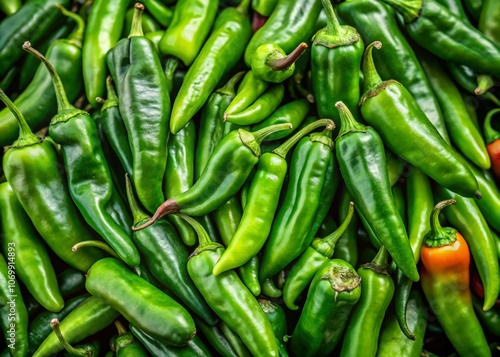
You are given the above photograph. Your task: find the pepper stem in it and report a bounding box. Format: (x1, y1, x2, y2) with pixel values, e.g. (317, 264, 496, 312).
(56, 4, 85, 48)
(50, 319, 88, 357)
(378, 0, 423, 23)
(114, 320, 127, 336)
(125, 174, 150, 227)
(0, 89, 41, 147)
(372, 246, 390, 270)
(362, 41, 383, 92)
(251, 123, 293, 145)
(22, 42, 73, 112)
(128, 3, 144, 38)
(176, 213, 212, 248)
(424, 199, 458, 248)
(101, 76, 118, 111)
(475, 74, 494, 96)
(322, 0, 344, 37)
(236, 0, 251, 15)
(312, 202, 355, 258)
(483, 108, 500, 144)
(266, 43, 308, 71)
(216, 71, 245, 97)
(72, 240, 120, 259)
(335, 101, 367, 138)
(273, 119, 334, 159)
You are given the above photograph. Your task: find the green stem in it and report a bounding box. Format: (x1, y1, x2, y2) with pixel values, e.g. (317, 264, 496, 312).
(237, 0, 251, 15)
(216, 71, 245, 97)
(252, 123, 293, 145)
(322, 0, 344, 36)
(56, 4, 85, 48)
(362, 41, 383, 92)
(475, 74, 494, 95)
(51, 318, 88, 357)
(128, 3, 144, 38)
(0, 89, 41, 147)
(484, 108, 500, 144)
(484, 92, 500, 107)
(372, 246, 390, 270)
(335, 101, 367, 138)
(72, 240, 120, 259)
(102, 76, 118, 111)
(176, 213, 212, 247)
(114, 320, 127, 336)
(22, 42, 73, 112)
(378, 0, 423, 23)
(266, 42, 308, 71)
(273, 119, 334, 159)
(424, 199, 457, 248)
(125, 174, 150, 226)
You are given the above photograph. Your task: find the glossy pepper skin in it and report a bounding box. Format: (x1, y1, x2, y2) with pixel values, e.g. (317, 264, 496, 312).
(418, 51, 490, 170)
(0, 254, 28, 357)
(86, 258, 196, 347)
(0, 0, 21, 16)
(33, 296, 119, 357)
(484, 108, 500, 180)
(0, 6, 83, 148)
(82, 0, 130, 107)
(24, 43, 140, 268)
(259, 126, 335, 282)
(333, 189, 359, 267)
(213, 119, 334, 276)
(283, 202, 355, 310)
(381, 0, 500, 77)
(244, 0, 322, 66)
(0, 182, 63, 313)
(434, 186, 500, 311)
(195, 319, 239, 357)
(169, 0, 252, 134)
(479, 0, 500, 45)
(125, 176, 217, 326)
(180, 214, 279, 357)
(360, 42, 480, 199)
(50, 319, 101, 357)
(291, 259, 361, 357)
(340, 247, 395, 357)
(337, 0, 449, 142)
(258, 299, 287, 342)
(159, 0, 218, 66)
(1, 91, 104, 272)
(225, 71, 269, 117)
(0, 0, 69, 78)
(420, 200, 491, 357)
(134, 123, 291, 230)
(334, 101, 419, 282)
(107, 3, 169, 213)
(111, 321, 148, 357)
(473, 297, 500, 337)
(312, 0, 364, 128)
(252, 0, 278, 16)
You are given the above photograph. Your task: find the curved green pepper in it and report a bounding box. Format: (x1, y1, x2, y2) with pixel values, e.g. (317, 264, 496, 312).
(473, 296, 500, 337)
(224, 71, 269, 117)
(258, 299, 287, 342)
(290, 259, 361, 357)
(112, 321, 148, 357)
(252, 0, 278, 16)
(333, 188, 359, 267)
(195, 319, 238, 357)
(51, 318, 101, 357)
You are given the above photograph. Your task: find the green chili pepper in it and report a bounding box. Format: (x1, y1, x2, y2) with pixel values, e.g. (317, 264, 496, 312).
(258, 299, 287, 342)
(333, 188, 359, 267)
(377, 291, 427, 357)
(420, 200, 490, 356)
(283, 202, 354, 310)
(251, 99, 310, 141)
(434, 186, 500, 311)
(239, 255, 261, 297)
(484, 108, 500, 180)
(179, 214, 279, 356)
(259, 122, 336, 282)
(0, 66, 18, 93)
(145, 30, 163, 48)
(0, 6, 83, 148)
(27, 295, 90, 356)
(311, 0, 364, 128)
(418, 52, 490, 170)
(195, 319, 238, 357)
(224, 84, 285, 125)
(142, 0, 173, 27)
(86, 258, 196, 347)
(134, 123, 291, 230)
(225, 71, 269, 117)
(0, 0, 21, 16)
(0, 254, 28, 357)
(291, 259, 361, 356)
(33, 296, 120, 357)
(125, 175, 217, 326)
(464, 0, 484, 19)
(159, 0, 218, 66)
(50, 318, 101, 357)
(380, 0, 500, 77)
(473, 296, 500, 337)
(340, 247, 395, 356)
(334, 101, 419, 282)
(219, 321, 253, 357)
(252, 0, 278, 16)
(23, 42, 140, 268)
(492, 230, 500, 260)
(1, 91, 104, 271)
(0, 182, 63, 313)
(169, 0, 252, 134)
(107, 3, 169, 213)
(337, 0, 449, 142)
(244, 0, 322, 66)
(213, 196, 243, 247)
(360, 42, 480, 199)
(124, 7, 161, 35)
(110, 321, 148, 357)
(213, 120, 333, 278)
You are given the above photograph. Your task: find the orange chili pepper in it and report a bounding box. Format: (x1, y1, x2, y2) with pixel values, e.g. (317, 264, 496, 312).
(483, 108, 500, 180)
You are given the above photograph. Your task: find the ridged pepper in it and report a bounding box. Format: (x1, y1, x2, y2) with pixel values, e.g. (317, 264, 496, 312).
(334, 101, 419, 282)
(23, 42, 140, 268)
(484, 108, 500, 180)
(420, 199, 491, 356)
(360, 42, 480, 199)
(169, 0, 252, 134)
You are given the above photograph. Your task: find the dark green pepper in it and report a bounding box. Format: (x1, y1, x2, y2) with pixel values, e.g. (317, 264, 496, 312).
(258, 299, 287, 342)
(195, 319, 238, 357)
(112, 321, 148, 357)
(333, 188, 359, 267)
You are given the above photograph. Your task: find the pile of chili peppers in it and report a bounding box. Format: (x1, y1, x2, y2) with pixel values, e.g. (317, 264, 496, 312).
(0, 0, 500, 355)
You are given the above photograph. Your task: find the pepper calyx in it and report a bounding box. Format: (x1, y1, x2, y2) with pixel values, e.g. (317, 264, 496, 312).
(379, 0, 423, 23)
(423, 199, 458, 248)
(359, 80, 402, 105)
(320, 264, 361, 292)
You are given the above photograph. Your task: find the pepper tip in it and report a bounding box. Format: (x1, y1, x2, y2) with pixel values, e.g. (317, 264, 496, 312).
(134, 2, 145, 11)
(475, 191, 482, 199)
